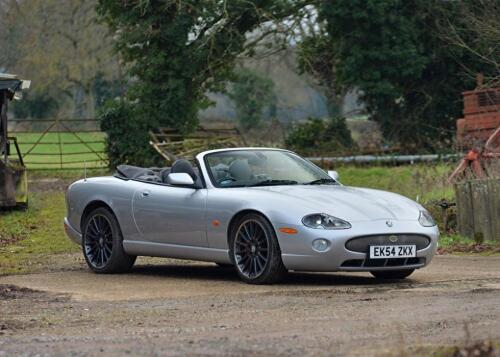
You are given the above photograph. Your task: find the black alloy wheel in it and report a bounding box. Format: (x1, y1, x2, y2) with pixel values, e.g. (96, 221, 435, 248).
(82, 207, 136, 273)
(234, 219, 269, 278)
(231, 213, 287, 284)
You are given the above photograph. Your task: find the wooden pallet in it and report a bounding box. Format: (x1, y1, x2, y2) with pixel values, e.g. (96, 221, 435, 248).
(149, 124, 247, 163)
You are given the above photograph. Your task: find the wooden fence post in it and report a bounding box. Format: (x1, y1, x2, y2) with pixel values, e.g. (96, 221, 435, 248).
(454, 179, 500, 241)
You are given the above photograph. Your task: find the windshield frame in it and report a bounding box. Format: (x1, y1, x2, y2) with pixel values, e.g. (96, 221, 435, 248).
(202, 149, 336, 188)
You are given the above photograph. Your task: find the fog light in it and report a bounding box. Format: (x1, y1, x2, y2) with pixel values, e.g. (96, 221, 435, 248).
(312, 239, 330, 252)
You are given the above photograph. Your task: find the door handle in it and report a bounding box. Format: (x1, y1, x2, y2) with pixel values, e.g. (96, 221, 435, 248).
(141, 191, 150, 197)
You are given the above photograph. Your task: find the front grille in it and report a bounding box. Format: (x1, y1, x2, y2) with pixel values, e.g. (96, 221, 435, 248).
(341, 257, 425, 268)
(345, 234, 430, 253)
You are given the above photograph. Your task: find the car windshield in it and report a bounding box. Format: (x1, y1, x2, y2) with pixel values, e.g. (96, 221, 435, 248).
(204, 150, 337, 188)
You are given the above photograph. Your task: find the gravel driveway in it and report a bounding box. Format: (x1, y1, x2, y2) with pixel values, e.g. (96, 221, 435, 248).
(1, 255, 499, 356)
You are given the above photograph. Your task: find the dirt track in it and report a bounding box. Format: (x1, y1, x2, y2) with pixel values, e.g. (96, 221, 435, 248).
(1, 255, 500, 356)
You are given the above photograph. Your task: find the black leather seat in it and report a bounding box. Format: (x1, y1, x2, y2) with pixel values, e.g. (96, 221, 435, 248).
(170, 159, 197, 179)
(229, 159, 252, 181)
(163, 159, 202, 187)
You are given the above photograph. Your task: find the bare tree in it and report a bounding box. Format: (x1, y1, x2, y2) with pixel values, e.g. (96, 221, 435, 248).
(440, 0, 500, 86)
(0, 0, 119, 118)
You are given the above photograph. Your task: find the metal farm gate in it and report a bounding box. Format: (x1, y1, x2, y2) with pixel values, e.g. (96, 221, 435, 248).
(8, 118, 107, 170)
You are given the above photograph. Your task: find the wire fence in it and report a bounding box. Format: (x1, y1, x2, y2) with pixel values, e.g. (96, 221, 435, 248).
(8, 118, 108, 170)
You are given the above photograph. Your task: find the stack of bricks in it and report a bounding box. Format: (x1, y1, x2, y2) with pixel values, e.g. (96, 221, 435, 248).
(457, 86, 500, 150)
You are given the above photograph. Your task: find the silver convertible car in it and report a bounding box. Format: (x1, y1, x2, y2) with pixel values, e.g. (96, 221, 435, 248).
(64, 148, 439, 284)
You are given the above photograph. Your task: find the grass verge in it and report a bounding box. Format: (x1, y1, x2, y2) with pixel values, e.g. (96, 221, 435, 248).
(337, 164, 454, 202)
(0, 192, 79, 275)
(438, 234, 500, 256)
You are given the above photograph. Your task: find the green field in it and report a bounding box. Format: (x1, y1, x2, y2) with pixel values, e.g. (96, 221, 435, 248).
(0, 191, 79, 275)
(337, 164, 455, 203)
(10, 132, 107, 169)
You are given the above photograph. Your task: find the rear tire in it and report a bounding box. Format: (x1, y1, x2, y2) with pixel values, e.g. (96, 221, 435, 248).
(370, 269, 415, 280)
(82, 207, 136, 273)
(230, 213, 287, 284)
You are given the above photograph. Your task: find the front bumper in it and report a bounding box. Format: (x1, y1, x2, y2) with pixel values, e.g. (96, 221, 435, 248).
(64, 217, 82, 245)
(276, 219, 439, 272)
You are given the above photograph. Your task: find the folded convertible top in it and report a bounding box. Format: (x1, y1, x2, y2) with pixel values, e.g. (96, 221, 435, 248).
(116, 165, 156, 179)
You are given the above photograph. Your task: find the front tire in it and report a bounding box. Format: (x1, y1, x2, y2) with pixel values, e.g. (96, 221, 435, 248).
(230, 213, 287, 284)
(370, 269, 415, 280)
(82, 207, 136, 273)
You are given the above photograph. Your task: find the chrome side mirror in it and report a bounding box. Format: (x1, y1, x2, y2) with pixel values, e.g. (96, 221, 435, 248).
(328, 170, 339, 181)
(166, 173, 195, 186)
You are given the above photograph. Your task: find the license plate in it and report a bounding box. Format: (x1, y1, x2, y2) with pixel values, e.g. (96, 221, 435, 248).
(369, 245, 416, 259)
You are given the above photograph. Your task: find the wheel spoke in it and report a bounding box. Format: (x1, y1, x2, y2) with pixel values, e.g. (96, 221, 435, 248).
(94, 249, 99, 266)
(255, 256, 263, 271)
(235, 240, 249, 248)
(86, 232, 98, 240)
(92, 218, 100, 233)
(247, 222, 254, 237)
(245, 224, 254, 239)
(95, 249, 101, 266)
(255, 232, 265, 243)
(101, 248, 105, 266)
(89, 244, 99, 255)
(252, 258, 258, 276)
(87, 223, 99, 237)
(103, 247, 110, 260)
(242, 256, 252, 272)
(238, 230, 250, 242)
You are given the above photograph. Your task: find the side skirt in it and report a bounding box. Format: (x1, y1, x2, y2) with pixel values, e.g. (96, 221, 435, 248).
(123, 240, 231, 264)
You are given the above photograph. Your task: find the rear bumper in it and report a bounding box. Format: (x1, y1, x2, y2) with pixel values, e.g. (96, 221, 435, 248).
(64, 217, 82, 245)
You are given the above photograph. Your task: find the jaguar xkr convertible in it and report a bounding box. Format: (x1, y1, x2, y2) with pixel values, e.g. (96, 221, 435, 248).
(64, 148, 439, 284)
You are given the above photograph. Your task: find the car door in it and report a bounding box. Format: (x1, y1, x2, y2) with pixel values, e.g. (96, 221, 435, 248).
(132, 182, 208, 247)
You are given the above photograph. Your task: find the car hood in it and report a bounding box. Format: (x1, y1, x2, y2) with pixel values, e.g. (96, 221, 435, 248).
(251, 185, 421, 222)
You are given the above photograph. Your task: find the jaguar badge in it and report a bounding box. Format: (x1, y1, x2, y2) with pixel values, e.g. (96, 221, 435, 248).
(386, 220, 393, 227)
(389, 235, 398, 243)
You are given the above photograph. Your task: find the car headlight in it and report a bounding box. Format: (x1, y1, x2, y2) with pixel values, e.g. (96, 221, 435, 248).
(418, 210, 436, 227)
(302, 213, 351, 230)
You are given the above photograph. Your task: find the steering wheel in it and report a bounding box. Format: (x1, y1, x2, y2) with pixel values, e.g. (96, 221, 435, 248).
(254, 174, 271, 181)
(218, 176, 236, 184)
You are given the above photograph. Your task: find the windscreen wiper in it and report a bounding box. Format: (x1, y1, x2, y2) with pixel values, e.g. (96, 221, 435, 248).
(305, 178, 337, 185)
(248, 179, 298, 187)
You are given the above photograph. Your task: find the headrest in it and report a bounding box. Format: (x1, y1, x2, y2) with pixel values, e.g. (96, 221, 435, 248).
(229, 159, 252, 180)
(170, 159, 197, 180)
